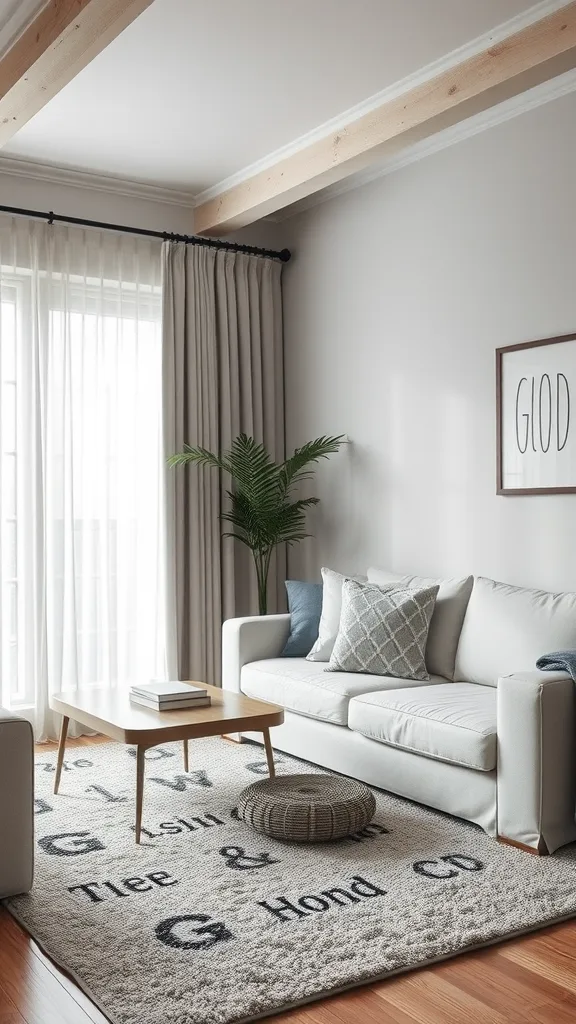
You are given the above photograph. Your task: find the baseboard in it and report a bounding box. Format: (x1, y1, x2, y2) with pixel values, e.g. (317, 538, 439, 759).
(497, 835, 549, 856)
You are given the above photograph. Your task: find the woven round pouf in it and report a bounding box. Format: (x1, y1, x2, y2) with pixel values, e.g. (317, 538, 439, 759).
(237, 774, 376, 843)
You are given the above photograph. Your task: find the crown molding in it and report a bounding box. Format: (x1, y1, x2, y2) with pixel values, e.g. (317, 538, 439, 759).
(271, 66, 576, 221)
(193, 0, 572, 208)
(0, 154, 198, 208)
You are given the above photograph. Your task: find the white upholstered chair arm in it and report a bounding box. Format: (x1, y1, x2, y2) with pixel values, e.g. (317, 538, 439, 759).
(222, 615, 291, 694)
(0, 707, 34, 897)
(497, 671, 576, 853)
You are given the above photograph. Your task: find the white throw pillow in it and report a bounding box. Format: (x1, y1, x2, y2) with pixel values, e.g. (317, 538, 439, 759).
(306, 567, 366, 662)
(367, 567, 473, 680)
(454, 576, 576, 686)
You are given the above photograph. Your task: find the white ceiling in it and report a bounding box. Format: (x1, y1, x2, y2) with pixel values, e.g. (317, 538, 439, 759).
(1, 0, 542, 196)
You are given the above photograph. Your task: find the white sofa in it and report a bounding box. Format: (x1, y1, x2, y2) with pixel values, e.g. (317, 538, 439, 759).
(222, 572, 576, 855)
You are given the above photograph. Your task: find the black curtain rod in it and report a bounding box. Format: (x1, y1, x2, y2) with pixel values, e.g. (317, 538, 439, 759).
(0, 203, 291, 263)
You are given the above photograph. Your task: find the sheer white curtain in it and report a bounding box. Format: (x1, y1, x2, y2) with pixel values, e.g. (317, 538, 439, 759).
(0, 217, 168, 740)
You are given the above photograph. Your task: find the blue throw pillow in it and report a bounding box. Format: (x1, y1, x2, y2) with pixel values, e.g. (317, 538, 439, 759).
(281, 580, 323, 657)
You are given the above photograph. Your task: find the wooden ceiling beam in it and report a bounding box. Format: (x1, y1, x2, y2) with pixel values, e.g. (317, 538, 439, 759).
(194, 2, 576, 235)
(0, 0, 155, 147)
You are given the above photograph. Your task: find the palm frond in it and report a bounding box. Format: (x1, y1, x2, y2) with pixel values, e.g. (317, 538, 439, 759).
(269, 499, 317, 541)
(227, 434, 280, 511)
(280, 533, 312, 546)
(221, 489, 280, 552)
(278, 435, 345, 495)
(167, 444, 232, 473)
(290, 496, 320, 509)
(221, 532, 255, 549)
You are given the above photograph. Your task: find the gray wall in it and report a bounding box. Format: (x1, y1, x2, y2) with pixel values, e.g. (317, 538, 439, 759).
(282, 91, 576, 593)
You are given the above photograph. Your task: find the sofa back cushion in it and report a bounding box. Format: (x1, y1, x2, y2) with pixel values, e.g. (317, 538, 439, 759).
(367, 567, 473, 680)
(454, 576, 576, 686)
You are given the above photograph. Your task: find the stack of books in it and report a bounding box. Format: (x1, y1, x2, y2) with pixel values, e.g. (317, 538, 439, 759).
(129, 681, 211, 711)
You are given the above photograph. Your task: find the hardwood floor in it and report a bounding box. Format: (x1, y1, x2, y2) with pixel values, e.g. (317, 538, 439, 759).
(2, 738, 576, 1023)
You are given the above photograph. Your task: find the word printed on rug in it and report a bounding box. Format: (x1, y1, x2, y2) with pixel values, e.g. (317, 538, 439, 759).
(33, 746, 485, 953)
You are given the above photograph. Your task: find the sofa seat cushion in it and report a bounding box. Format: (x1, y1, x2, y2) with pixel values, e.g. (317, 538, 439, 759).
(348, 683, 497, 771)
(240, 659, 446, 727)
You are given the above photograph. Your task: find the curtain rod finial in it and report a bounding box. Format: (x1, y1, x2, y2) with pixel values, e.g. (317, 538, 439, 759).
(279, 248, 291, 263)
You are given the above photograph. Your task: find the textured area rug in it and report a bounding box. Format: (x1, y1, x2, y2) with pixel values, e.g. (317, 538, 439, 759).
(6, 738, 576, 1024)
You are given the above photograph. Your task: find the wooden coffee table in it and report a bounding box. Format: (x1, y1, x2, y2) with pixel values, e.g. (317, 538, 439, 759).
(50, 684, 284, 842)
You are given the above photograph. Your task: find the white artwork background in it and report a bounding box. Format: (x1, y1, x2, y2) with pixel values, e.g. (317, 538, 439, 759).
(501, 340, 576, 490)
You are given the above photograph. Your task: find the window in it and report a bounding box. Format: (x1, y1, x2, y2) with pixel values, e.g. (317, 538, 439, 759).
(0, 230, 167, 727)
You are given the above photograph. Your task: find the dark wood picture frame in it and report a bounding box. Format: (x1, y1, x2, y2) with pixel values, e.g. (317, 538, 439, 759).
(496, 332, 576, 496)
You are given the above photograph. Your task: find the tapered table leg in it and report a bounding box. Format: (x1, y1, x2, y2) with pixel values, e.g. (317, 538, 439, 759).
(183, 739, 189, 773)
(135, 745, 145, 844)
(263, 728, 275, 778)
(54, 716, 69, 794)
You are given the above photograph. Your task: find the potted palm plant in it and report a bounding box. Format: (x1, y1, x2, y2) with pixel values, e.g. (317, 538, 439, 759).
(169, 433, 344, 614)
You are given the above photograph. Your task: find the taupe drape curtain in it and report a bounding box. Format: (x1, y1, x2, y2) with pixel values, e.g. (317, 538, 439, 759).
(162, 242, 285, 684)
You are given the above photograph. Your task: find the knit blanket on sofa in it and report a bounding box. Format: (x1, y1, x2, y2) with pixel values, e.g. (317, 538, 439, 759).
(536, 650, 576, 680)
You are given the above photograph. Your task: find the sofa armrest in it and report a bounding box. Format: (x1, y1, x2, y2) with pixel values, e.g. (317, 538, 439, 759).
(222, 615, 291, 694)
(497, 671, 576, 853)
(0, 708, 34, 897)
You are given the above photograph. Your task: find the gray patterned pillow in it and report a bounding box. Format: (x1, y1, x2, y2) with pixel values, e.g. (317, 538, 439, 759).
(326, 579, 439, 679)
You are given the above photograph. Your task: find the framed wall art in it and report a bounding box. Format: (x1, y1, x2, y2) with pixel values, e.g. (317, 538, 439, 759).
(496, 333, 576, 495)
